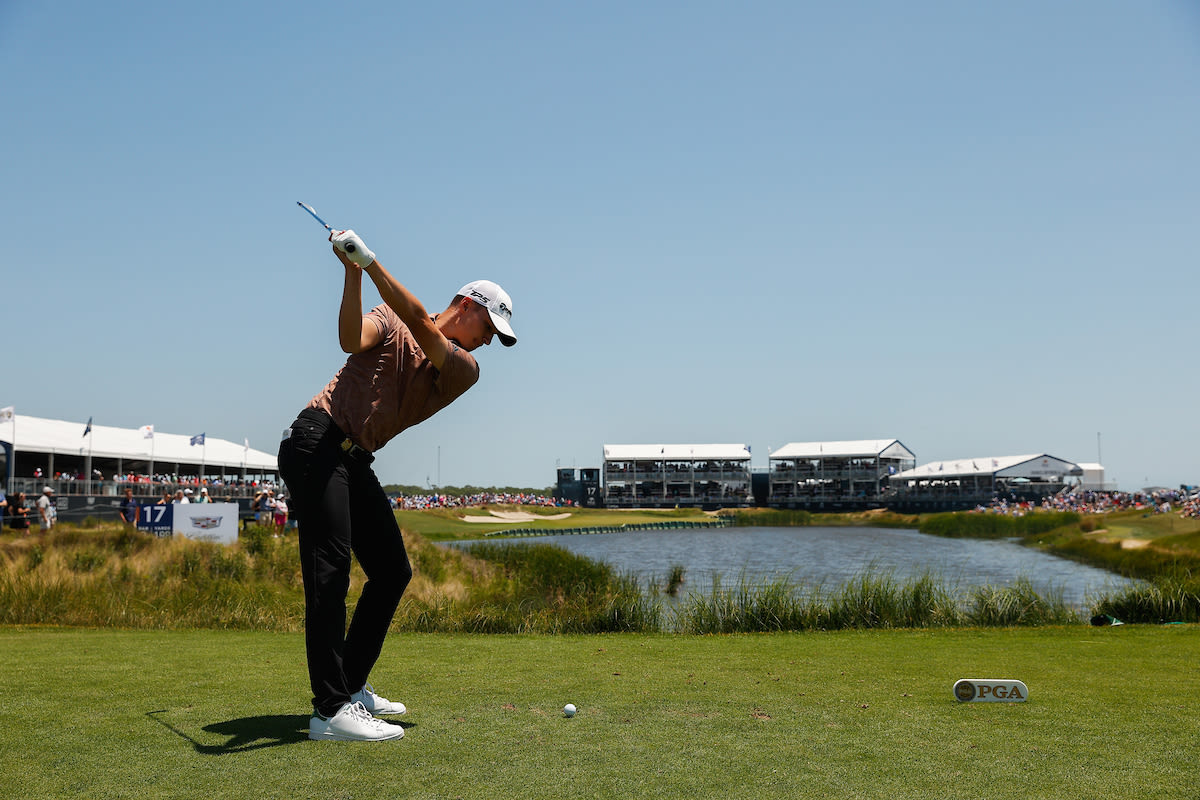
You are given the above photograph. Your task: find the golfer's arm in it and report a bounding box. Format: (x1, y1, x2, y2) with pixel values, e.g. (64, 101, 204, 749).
(338, 266, 383, 353)
(362, 260, 450, 370)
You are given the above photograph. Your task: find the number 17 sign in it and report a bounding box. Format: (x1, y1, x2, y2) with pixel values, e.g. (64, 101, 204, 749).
(137, 504, 174, 536)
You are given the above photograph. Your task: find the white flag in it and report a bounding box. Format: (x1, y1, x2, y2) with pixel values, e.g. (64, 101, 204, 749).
(0, 406, 13, 423)
(140, 424, 155, 439)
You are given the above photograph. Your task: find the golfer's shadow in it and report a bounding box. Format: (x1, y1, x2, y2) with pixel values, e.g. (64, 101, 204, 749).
(148, 711, 307, 754)
(148, 710, 416, 753)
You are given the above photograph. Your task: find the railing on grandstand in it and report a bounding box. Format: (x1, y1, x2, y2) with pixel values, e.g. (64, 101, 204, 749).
(5, 477, 279, 500)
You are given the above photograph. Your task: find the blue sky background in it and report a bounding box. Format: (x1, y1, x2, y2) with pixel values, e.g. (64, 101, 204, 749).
(2, 1, 1197, 490)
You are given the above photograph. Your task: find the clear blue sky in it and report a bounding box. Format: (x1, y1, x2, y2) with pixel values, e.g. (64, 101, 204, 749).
(3, 2, 1197, 491)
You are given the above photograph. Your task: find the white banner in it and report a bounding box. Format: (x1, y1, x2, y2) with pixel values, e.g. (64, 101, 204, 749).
(173, 502, 239, 545)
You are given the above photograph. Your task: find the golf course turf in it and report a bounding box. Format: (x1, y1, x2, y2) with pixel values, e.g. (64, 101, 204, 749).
(2, 625, 1195, 799)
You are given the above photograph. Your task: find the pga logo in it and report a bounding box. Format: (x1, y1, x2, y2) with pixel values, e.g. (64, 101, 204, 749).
(953, 679, 1028, 703)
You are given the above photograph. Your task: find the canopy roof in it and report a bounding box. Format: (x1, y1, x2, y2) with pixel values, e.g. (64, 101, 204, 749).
(1, 414, 277, 472)
(603, 444, 751, 461)
(893, 454, 1081, 481)
(770, 439, 914, 460)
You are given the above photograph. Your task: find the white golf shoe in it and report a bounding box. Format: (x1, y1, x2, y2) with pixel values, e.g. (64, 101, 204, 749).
(351, 683, 408, 715)
(309, 701, 404, 742)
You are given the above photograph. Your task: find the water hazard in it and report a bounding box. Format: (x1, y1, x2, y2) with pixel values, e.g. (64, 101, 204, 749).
(455, 526, 1137, 609)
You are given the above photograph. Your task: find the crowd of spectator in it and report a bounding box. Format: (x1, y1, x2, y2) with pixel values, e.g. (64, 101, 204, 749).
(980, 488, 1199, 517)
(391, 491, 572, 510)
(29, 467, 269, 487)
(17, 469, 280, 500)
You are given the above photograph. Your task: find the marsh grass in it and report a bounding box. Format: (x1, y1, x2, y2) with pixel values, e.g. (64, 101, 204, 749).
(1045, 534, 1200, 579)
(919, 511, 1080, 539)
(964, 577, 1078, 626)
(673, 568, 1081, 633)
(1092, 573, 1200, 624)
(7, 521, 1184, 634)
(451, 542, 662, 633)
(664, 564, 685, 596)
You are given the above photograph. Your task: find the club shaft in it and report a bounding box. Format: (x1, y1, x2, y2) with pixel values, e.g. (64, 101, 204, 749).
(297, 201, 333, 231)
(297, 201, 356, 252)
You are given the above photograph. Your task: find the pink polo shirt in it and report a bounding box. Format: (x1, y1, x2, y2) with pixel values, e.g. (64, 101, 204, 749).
(307, 304, 479, 452)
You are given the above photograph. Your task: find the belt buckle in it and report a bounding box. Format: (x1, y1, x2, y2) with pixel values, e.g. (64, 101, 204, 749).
(340, 438, 370, 461)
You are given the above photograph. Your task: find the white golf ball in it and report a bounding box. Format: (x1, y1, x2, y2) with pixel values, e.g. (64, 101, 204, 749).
(563, 703, 577, 717)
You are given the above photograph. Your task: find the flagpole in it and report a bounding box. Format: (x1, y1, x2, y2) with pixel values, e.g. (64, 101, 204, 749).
(0, 408, 14, 493)
(85, 418, 94, 491)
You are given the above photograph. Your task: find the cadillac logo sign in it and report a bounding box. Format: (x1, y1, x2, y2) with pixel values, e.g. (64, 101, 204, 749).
(190, 516, 223, 530)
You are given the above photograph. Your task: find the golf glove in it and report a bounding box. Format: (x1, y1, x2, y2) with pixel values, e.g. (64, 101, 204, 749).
(331, 229, 376, 268)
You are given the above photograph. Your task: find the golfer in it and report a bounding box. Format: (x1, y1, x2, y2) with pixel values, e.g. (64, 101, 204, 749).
(278, 228, 517, 742)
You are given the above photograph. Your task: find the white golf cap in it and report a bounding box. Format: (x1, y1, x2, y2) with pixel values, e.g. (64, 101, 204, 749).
(457, 280, 517, 347)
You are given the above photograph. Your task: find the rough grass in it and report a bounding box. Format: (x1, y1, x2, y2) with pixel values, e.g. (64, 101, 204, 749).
(5, 516, 1198, 633)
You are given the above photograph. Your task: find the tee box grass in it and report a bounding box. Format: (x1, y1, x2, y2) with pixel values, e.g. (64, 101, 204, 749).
(1, 625, 1195, 800)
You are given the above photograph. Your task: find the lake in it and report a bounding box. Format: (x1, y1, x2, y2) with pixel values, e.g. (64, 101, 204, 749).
(453, 526, 1137, 609)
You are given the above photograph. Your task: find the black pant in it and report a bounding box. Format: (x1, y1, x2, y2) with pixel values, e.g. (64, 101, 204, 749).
(277, 408, 413, 718)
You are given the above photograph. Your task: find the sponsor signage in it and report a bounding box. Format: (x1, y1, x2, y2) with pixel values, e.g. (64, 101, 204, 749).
(137, 503, 239, 544)
(953, 679, 1028, 703)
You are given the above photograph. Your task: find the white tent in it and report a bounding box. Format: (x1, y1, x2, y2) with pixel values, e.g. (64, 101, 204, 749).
(770, 439, 914, 461)
(602, 444, 751, 461)
(893, 454, 1082, 481)
(0, 414, 277, 472)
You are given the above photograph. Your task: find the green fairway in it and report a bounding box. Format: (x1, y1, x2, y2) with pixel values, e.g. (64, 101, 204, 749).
(2, 626, 1195, 799)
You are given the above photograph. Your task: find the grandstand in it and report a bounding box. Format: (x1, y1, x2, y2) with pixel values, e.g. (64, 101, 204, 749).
(1, 414, 278, 522)
(602, 444, 753, 509)
(887, 454, 1083, 511)
(768, 439, 916, 509)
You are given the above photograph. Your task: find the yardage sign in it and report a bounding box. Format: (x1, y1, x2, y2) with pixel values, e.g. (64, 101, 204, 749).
(137, 504, 174, 536)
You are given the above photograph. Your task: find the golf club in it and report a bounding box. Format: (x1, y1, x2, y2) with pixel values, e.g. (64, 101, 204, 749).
(297, 201, 356, 252)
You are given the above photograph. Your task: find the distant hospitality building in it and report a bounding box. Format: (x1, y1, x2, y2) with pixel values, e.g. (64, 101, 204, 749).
(887, 454, 1083, 512)
(601, 444, 753, 509)
(768, 439, 916, 510)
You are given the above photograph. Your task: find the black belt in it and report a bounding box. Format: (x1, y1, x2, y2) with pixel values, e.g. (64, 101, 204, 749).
(292, 408, 376, 464)
(339, 438, 375, 464)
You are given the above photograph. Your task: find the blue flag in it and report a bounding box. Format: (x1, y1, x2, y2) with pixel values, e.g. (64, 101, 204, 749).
(190, 433, 205, 446)
(83, 417, 92, 437)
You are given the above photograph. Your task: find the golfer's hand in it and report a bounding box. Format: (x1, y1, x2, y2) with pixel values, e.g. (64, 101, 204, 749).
(330, 229, 376, 268)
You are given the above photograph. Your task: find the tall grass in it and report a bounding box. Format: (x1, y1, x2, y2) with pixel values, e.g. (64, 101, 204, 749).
(730, 509, 814, 527)
(1092, 574, 1200, 624)
(1045, 535, 1200, 579)
(0, 525, 304, 629)
(918, 511, 1080, 539)
(6, 522, 1182, 634)
(964, 577, 1079, 626)
(673, 568, 1077, 633)
(450, 542, 662, 633)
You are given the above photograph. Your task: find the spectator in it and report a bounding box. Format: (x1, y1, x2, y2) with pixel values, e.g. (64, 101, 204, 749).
(173, 489, 189, 504)
(119, 487, 139, 527)
(36, 486, 57, 531)
(156, 489, 172, 505)
(273, 494, 289, 535)
(195, 487, 212, 504)
(9, 492, 31, 532)
(0, 487, 6, 517)
(253, 489, 273, 526)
